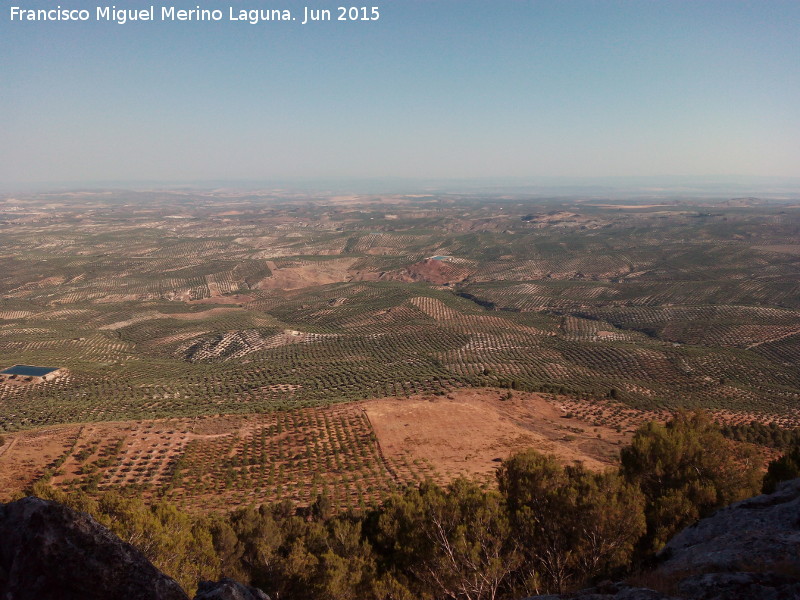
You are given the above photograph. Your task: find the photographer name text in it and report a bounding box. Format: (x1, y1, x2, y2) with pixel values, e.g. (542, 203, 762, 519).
(9, 5, 380, 25)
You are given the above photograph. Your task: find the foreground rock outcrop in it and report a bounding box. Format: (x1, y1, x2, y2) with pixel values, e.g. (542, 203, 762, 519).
(194, 578, 271, 600)
(532, 478, 800, 599)
(0, 496, 270, 600)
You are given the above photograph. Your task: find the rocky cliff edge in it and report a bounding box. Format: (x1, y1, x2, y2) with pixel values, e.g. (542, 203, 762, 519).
(0, 496, 269, 600)
(531, 478, 800, 599)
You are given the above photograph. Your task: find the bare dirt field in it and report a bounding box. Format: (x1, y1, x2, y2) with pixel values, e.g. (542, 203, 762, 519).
(257, 259, 359, 290)
(364, 389, 629, 483)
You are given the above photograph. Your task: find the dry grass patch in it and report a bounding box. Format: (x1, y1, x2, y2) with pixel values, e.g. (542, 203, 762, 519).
(364, 388, 629, 485)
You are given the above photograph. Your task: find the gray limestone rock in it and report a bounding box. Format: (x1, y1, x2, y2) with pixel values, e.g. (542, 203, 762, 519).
(194, 578, 272, 600)
(0, 496, 189, 600)
(0, 496, 272, 600)
(658, 478, 800, 575)
(677, 572, 800, 600)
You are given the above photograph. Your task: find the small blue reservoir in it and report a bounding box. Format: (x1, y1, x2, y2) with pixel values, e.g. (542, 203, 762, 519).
(1, 365, 60, 377)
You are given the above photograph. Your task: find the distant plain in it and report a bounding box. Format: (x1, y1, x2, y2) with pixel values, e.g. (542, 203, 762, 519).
(1, 189, 798, 510)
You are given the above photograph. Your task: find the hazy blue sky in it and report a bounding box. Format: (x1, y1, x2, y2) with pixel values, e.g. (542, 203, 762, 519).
(2, 1, 799, 185)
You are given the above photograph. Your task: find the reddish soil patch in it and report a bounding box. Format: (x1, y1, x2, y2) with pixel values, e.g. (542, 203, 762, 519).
(49, 421, 194, 492)
(0, 419, 213, 502)
(401, 258, 472, 285)
(0, 426, 78, 500)
(0, 410, 402, 513)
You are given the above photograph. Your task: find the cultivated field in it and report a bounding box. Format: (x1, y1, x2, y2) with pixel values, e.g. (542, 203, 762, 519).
(0, 389, 633, 511)
(1, 189, 798, 510)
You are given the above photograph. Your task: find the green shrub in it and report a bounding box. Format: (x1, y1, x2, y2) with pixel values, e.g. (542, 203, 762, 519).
(762, 445, 800, 494)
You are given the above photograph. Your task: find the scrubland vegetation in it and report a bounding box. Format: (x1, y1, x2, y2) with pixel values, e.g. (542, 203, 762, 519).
(27, 412, 798, 599)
